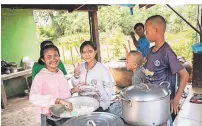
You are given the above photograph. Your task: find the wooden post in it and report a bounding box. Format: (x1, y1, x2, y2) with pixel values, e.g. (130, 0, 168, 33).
(198, 4, 202, 43)
(1, 81, 7, 109)
(88, 11, 101, 62)
(201, 5, 202, 43)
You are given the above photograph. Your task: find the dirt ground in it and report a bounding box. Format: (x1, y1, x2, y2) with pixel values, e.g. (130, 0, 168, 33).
(1, 96, 40, 126)
(1, 65, 74, 126)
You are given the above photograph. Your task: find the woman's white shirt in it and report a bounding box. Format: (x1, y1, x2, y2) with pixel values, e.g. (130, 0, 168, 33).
(71, 62, 113, 110)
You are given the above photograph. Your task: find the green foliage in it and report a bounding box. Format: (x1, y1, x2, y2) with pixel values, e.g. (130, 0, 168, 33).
(64, 56, 81, 65)
(33, 4, 199, 64)
(169, 30, 195, 61)
(109, 31, 125, 57)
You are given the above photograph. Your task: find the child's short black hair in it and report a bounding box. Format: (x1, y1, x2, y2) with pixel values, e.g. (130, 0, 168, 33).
(134, 23, 144, 30)
(128, 50, 143, 66)
(146, 15, 166, 30)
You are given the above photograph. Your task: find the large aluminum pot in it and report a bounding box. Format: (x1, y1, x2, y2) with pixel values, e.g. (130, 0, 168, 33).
(120, 81, 171, 126)
(62, 112, 125, 126)
(107, 59, 133, 88)
(48, 96, 99, 121)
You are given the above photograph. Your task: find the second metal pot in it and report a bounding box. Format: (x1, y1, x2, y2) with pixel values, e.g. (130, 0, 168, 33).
(120, 82, 171, 126)
(62, 112, 125, 126)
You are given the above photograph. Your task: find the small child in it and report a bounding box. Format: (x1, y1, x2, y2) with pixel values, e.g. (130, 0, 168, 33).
(29, 45, 72, 126)
(108, 51, 147, 118)
(126, 50, 147, 85)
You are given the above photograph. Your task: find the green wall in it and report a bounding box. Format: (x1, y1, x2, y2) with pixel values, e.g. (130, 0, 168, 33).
(1, 8, 39, 66)
(1, 9, 39, 98)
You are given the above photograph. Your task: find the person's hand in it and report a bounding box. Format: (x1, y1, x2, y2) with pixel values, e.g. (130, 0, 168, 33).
(142, 58, 147, 66)
(65, 76, 71, 81)
(122, 44, 127, 50)
(71, 87, 81, 93)
(123, 44, 129, 56)
(130, 31, 135, 37)
(59, 100, 73, 111)
(74, 63, 80, 78)
(170, 99, 180, 115)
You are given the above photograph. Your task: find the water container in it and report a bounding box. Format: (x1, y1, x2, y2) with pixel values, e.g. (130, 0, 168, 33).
(192, 43, 202, 53)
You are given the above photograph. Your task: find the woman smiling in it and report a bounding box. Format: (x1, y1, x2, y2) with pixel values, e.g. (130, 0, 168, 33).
(71, 41, 113, 111)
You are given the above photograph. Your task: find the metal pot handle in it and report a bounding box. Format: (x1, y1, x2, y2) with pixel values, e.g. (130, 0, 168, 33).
(116, 96, 132, 107)
(168, 90, 171, 95)
(87, 120, 96, 126)
(46, 115, 62, 122)
(159, 81, 170, 88)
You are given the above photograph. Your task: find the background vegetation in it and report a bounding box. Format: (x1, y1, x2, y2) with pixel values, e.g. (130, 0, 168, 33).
(33, 4, 200, 65)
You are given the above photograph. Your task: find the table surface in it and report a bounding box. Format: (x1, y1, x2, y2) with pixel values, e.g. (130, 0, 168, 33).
(173, 87, 202, 126)
(1, 69, 32, 81)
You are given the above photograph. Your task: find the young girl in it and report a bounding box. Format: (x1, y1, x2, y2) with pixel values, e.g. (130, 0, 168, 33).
(71, 41, 113, 112)
(29, 45, 72, 126)
(32, 40, 68, 80)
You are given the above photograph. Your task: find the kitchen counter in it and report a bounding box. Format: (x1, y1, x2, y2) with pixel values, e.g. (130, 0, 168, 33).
(1, 69, 32, 108)
(173, 87, 202, 126)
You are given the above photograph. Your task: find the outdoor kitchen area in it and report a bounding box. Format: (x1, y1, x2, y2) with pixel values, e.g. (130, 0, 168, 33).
(1, 4, 202, 126)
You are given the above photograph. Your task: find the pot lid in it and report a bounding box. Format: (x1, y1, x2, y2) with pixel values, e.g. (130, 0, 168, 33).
(62, 112, 124, 126)
(121, 82, 170, 101)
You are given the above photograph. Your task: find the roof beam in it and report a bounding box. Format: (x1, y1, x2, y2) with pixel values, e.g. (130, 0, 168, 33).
(145, 4, 155, 9)
(138, 4, 155, 9)
(67, 5, 98, 12)
(139, 4, 147, 9)
(1, 4, 98, 12)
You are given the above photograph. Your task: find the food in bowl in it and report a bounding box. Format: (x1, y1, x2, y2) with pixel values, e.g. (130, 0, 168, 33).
(60, 105, 95, 117)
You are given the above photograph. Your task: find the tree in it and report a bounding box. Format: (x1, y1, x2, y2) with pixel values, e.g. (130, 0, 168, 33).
(33, 4, 198, 63)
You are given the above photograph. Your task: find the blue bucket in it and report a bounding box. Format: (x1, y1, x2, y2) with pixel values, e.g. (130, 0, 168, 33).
(192, 43, 202, 53)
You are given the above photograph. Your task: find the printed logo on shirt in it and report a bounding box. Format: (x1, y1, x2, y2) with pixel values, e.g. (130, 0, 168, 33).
(154, 60, 160, 67)
(91, 79, 97, 87)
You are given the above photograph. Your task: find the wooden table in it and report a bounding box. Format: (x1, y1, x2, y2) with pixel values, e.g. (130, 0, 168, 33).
(173, 87, 202, 126)
(1, 69, 32, 108)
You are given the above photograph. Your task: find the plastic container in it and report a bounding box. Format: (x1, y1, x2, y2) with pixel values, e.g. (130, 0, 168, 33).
(192, 43, 202, 53)
(9, 62, 18, 73)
